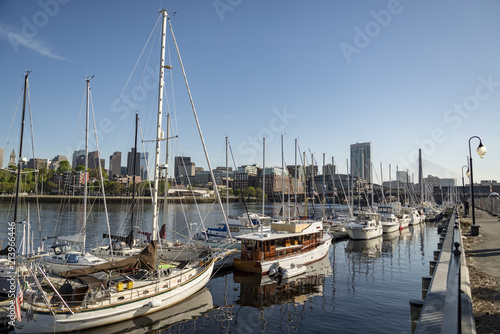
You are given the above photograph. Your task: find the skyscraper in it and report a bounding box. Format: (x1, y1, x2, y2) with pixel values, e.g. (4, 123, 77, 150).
(109, 151, 122, 177)
(127, 148, 140, 177)
(350, 142, 371, 183)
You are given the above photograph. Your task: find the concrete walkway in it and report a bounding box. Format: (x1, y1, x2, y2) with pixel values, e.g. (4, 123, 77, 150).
(463, 208, 500, 282)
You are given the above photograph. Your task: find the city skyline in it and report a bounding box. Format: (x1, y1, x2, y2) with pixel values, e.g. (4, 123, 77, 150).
(1, 1, 499, 184)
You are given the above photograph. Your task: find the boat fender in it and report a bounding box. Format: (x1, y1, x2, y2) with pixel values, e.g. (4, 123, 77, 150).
(150, 298, 162, 308)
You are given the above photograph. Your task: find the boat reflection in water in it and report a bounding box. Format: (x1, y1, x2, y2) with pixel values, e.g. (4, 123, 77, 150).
(76, 288, 213, 334)
(345, 238, 382, 259)
(233, 255, 332, 308)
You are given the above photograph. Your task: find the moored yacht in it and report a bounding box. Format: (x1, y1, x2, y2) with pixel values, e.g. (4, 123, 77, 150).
(233, 220, 332, 275)
(347, 212, 383, 240)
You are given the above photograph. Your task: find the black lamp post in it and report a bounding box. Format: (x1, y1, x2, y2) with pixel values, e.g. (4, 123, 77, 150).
(468, 136, 487, 226)
(461, 165, 469, 205)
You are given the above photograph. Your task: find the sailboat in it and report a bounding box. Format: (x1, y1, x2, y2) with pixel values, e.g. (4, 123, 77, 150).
(0, 72, 30, 303)
(16, 10, 214, 332)
(40, 76, 108, 276)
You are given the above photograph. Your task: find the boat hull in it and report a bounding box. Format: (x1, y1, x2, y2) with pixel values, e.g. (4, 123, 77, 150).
(347, 227, 383, 240)
(234, 235, 332, 275)
(16, 261, 214, 333)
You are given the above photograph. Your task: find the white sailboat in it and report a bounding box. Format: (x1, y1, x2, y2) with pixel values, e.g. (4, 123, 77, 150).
(41, 76, 108, 276)
(16, 10, 214, 332)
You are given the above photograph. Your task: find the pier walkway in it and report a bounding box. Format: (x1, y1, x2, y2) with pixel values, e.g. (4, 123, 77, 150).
(463, 208, 500, 283)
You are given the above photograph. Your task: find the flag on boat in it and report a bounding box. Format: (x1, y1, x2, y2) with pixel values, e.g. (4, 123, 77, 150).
(313, 190, 319, 196)
(15, 280, 23, 321)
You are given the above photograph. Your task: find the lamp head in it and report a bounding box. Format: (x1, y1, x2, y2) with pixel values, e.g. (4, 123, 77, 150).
(466, 170, 471, 178)
(477, 142, 487, 159)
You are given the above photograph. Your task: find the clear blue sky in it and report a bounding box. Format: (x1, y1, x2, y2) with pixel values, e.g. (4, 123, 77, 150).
(1, 0, 499, 185)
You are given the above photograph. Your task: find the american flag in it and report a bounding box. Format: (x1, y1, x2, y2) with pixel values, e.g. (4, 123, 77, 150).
(15, 281, 23, 322)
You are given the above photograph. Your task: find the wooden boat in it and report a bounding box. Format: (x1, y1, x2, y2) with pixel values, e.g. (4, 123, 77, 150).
(233, 220, 332, 275)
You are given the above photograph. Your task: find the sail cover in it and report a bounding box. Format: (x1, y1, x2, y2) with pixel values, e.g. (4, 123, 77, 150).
(60, 241, 157, 278)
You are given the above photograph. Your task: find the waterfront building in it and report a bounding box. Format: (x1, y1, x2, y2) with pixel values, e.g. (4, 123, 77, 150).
(139, 152, 148, 181)
(174, 156, 195, 185)
(9, 149, 15, 166)
(88, 151, 105, 170)
(109, 151, 122, 177)
(72, 149, 86, 169)
(350, 142, 372, 184)
(127, 148, 140, 177)
(26, 158, 49, 170)
(51, 155, 68, 170)
(233, 164, 260, 190)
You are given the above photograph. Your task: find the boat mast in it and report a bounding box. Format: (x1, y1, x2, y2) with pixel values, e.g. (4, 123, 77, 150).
(130, 113, 138, 247)
(331, 157, 335, 217)
(152, 9, 168, 242)
(162, 113, 171, 234)
(262, 137, 265, 217)
(82, 75, 92, 253)
(389, 164, 392, 204)
(226, 136, 229, 216)
(261, 137, 265, 236)
(281, 134, 285, 219)
(294, 139, 298, 218)
(13, 71, 30, 226)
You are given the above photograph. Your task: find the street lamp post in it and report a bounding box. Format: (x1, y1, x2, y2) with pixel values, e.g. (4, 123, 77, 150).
(461, 165, 469, 205)
(468, 136, 487, 227)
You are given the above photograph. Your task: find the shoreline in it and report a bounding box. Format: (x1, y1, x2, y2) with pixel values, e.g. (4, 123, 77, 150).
(0, 194, 258, 204)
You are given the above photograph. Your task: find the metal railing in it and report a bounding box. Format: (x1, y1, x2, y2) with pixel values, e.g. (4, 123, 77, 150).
(412, 207, 475, 334)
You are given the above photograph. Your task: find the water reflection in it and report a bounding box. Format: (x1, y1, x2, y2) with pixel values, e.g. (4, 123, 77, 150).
(233, 255, 332, 308)
(75, 287, 213, 334)
(345, 238, 382, 258)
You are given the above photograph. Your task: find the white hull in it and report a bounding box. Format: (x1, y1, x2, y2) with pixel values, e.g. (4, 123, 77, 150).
(381, 222, 400, 234)
(16, 261, 214, 333)
(347, 226, 383, 240)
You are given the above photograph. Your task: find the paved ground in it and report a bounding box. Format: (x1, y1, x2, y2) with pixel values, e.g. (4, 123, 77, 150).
(464, 208, 500, 282)
(462, 208, 500, 333)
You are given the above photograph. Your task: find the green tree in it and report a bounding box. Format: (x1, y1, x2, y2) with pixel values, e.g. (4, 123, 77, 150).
(255, 187, 263, 199)
(75, 165, 86, 172)
(57, 160, 72, 173)
(233, 188, 241, 197)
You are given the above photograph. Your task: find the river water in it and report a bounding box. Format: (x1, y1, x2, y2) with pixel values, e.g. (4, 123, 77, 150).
(0, 201, 440, 334)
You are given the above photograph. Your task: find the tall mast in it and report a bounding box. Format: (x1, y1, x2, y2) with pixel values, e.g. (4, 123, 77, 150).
(331, 157, 335, 216)
(303, 152, 307, 218)
(262, 138, 266, 217)
(281, 134, 284, 218)
(82, 76, 92, 252)
(225, 136, 229, 216)
(389, 164, 392, 204)
(162, 113, 171, 231)
(13, 72, 30, 226)
(418, 148, 423, 204)
(130, 113, 138, 247)
(152, 9, 168, 242)
(294, 139, 298, 218)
